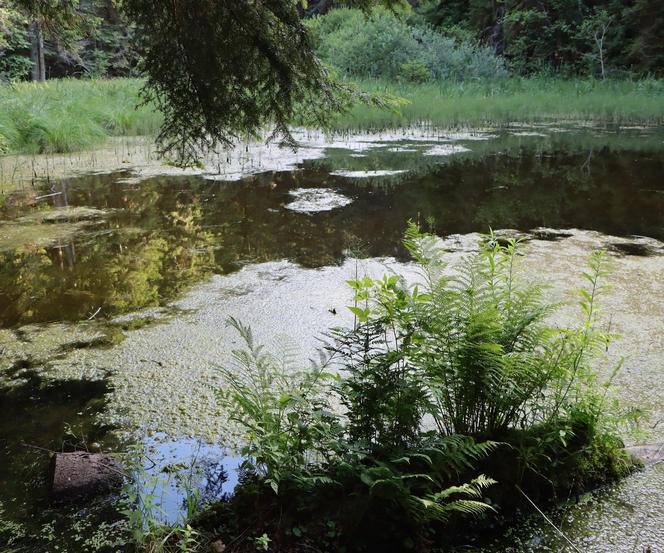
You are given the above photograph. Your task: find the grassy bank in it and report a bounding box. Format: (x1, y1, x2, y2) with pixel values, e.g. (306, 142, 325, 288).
(330, 77, 664, 131)
(1, 77, 663, 156)
(0, 79, 160, 155)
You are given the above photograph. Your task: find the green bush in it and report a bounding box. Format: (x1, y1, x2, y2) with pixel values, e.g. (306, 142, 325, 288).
(306, 8, 508, 82)
(398, 60, 433, 84)
(205, 226, 630, 552)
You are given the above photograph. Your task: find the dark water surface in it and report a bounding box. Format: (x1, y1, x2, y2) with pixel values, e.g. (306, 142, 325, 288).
(1, 126, 663, 328)
(1, 125, 664, 550)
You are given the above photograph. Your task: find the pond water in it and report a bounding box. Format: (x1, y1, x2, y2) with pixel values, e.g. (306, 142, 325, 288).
(1, 124, 663, 551)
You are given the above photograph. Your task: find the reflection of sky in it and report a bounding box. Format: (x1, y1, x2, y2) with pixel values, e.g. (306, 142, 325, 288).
(138, 433, 243, 525)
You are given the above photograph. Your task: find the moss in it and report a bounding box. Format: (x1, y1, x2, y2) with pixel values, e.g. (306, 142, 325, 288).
(59, 328, 126, 352)
(465, 417, 643, 532)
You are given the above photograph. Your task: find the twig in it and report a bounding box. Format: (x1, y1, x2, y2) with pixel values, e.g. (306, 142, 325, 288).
(88, 306, 102, 320)
(21, 442, 55, 454)
(34, 191, 62, 201)
(515, 485, 582, 553)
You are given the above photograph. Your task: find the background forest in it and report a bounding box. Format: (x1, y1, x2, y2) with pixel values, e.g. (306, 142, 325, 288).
(1, 0, 662, 83)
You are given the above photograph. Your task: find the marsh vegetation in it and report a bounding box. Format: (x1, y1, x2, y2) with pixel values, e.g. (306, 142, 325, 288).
(1, 1, 664, 552)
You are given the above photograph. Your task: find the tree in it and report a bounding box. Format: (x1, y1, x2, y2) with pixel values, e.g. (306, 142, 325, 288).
(0, 4, 33, 80)
(9, 0, 81, 81)
(580, 9, 613, 79)
(119, 0, 404, 164)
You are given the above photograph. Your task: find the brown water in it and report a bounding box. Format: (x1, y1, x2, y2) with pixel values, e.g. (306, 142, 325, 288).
(1, 126, 663, 328)
(1, 125, 664, 551)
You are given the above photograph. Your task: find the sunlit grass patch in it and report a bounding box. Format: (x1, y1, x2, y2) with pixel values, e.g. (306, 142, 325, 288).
(327, 77, 664, 131)
(0, 79, 161, 154)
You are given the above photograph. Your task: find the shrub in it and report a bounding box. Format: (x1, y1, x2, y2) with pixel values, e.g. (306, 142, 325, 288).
(215, 317, 497, 552)
(398, 60, 432, 84)
(306, 8, 507, 82)
(345, 225, 618, 438)
(206, 226, 629, 552)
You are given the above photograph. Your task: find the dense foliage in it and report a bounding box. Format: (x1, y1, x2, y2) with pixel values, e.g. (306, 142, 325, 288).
(307, 8, 506, 82)
(173, 226, 635, 552)
(419, 0, 664, 77)
(0, 0, 138, 81)
(119, 0, 386, 164)
(1, 1, 663, 159)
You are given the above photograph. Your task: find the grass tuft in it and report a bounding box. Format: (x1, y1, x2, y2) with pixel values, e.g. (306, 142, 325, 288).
(327, 77, 664, 131)
(0, 79, 161, 154)
(1, 77, 663, 155)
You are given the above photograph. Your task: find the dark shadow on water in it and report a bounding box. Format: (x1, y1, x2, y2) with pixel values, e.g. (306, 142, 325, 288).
(1, 128, 664, 328)
(607, 241, 662, 257)
(0, 374, 242, 549)
(0, 373, 118, 548)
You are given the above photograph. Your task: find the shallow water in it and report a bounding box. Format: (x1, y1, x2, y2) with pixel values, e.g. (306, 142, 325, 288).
(1, 124, 664, 551)
(1, 126, 663, 328)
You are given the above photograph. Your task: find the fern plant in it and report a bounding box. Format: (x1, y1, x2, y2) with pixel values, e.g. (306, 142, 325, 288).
(216, 317, 343, 495)
(346, 224, 617, 438)
(211, 226, 620, 551)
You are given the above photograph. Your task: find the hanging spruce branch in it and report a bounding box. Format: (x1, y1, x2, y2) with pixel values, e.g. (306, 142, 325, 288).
(121, 0, 405, 166)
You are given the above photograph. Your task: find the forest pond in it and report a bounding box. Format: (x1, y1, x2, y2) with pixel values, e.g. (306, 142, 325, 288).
(1, 124, 664, 551)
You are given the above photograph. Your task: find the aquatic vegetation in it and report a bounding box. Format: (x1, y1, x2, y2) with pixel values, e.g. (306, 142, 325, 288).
(324, 77, 664, 131)
(284, 188, 353, 213)
(194, 227, 636, 552)
(1, 78, 663, 160)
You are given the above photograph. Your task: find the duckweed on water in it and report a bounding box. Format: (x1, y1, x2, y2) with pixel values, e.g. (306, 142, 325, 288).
(1, 125, 664, 551)
(284, 188, 354, 213)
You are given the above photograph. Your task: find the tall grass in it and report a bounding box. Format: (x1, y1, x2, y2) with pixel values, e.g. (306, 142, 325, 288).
(0, 78, 161, 154)
(330, 77, 664, 130)
(1, 77, 663, 155)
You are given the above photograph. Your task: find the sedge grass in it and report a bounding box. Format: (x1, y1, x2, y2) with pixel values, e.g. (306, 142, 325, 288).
(1, 77, 663, 156)
(0, 78, 161, 155)
(329, 77, 664, 131)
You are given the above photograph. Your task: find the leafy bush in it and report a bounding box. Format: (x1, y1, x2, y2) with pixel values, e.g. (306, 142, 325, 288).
(398, 60, 433, 84)
(217, 318, 344, 495)
(307, 8, 507, 82)
(206, 225, 631, 552)
(216, 317, 497, 551)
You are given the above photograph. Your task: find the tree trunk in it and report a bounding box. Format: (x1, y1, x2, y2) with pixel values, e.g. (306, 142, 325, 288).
(30, 19, 46, 82)
(490, 4, 505, 55)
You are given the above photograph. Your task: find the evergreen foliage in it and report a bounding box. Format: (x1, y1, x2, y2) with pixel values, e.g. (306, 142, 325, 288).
(419, 0, 664, 77)
(119, 0, 402, 164)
